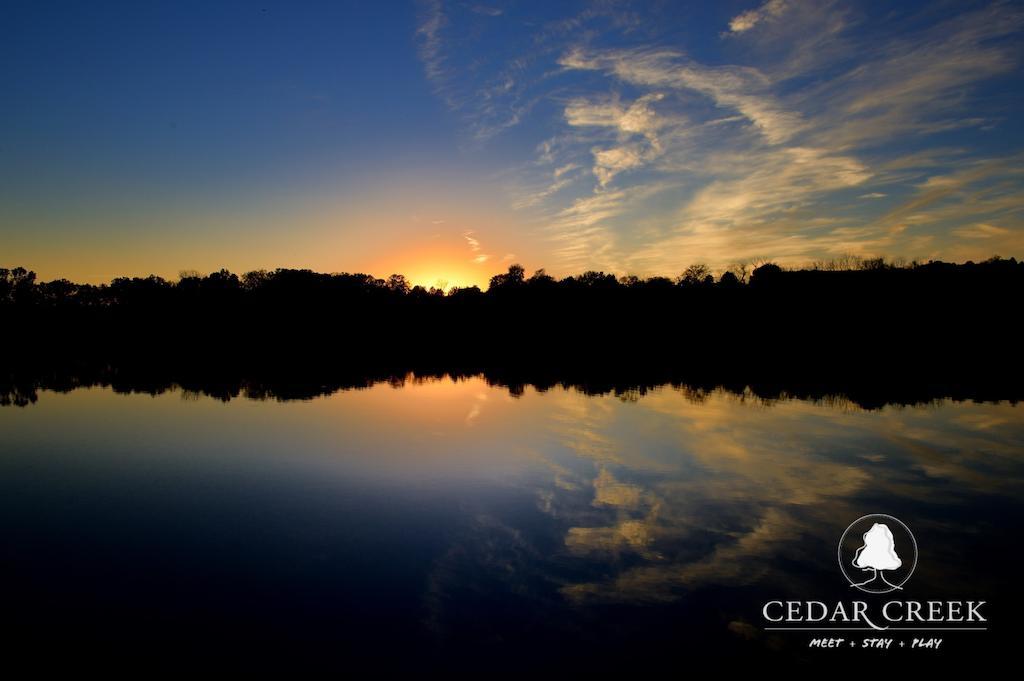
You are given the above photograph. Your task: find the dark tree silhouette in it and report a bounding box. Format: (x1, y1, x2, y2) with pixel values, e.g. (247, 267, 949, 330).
(489, 263, 526, 290)
(718, 271, 740, 288)
(0, 256, 1020, 401)
(679, 263, 712, 287)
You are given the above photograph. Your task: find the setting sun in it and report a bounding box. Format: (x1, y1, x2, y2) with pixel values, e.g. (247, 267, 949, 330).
(367, 245, 490, 291)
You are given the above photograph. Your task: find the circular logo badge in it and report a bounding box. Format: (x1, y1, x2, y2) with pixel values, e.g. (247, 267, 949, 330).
(838, 514, 917, 594)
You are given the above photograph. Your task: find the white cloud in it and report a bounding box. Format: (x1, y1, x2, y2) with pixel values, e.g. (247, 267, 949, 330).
(592, 145, 649, 187)
(561, 49, 803, 144)
(469, 5, 503, 17)
(464, 230, 493, 264)
(554, 163, 579, 179)
(564, 93, 666, 143)
(952, 223, 1010, 239)
(563, 93, 671, 187)
(415, 0, 447, 85)
(726, 0, 790, 35)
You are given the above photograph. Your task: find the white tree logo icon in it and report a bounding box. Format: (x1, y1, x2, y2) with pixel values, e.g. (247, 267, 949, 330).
(838, 514, 917, 594)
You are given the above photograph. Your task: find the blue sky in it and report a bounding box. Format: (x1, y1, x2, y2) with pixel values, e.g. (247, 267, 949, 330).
(2, 0, 1022, 284)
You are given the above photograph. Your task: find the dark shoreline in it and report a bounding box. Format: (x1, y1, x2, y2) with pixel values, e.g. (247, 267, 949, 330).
(4, 350, 1021, 409)
(4, 257, 1021, 408)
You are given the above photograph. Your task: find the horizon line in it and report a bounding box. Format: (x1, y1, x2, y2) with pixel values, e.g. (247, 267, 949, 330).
(4, 254, 1020, 291)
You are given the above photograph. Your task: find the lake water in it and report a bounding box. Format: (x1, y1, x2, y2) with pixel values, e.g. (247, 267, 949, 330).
(2, 377, 1021, 672)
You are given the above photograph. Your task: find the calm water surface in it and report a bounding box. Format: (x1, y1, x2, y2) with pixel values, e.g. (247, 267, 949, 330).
(1, 378, 1021, 671)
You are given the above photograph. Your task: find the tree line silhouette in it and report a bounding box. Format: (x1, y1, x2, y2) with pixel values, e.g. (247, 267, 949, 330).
(3, 255, 1020, 307)
(2, 256, 1021, 388)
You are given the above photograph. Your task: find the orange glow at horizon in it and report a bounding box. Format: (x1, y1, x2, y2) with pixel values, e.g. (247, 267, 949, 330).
(362, 232, 513, 292)
(367, 251, 489, 291)
(2, 178, 535, 287)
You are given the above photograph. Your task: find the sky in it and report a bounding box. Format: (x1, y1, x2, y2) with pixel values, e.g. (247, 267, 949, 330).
(1, 0, 1022, 287)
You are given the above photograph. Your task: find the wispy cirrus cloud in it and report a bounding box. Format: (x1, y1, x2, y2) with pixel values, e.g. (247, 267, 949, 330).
(560, 48, 804, 145)
(414, 0, 554, 141)
(463, 230, 490, 263)
(564, 93, 670, 187)
(725, 0, 791, 35)
(953, 223, 1011, 239)
(416, 1, 1024, 275)
(415, 0, 447, 87)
